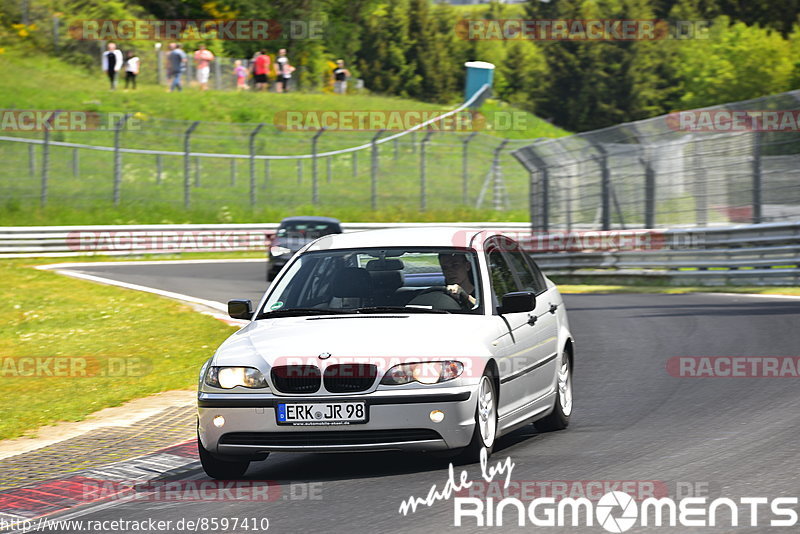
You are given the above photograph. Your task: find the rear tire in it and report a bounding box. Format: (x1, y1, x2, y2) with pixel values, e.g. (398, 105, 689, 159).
(534, 351, 573, 432)
(454, 370, 497, 464)
(198, 435, 251, 480)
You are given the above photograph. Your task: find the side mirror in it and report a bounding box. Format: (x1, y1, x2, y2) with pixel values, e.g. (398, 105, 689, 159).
(499, 291, 536, 314)
(228, 299, 253, 320)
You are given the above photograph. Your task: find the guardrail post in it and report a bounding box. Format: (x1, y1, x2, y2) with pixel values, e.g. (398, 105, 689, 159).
(183, 121, 199, 208)
(371, 130, 385, 210)
(752, 130, 763, 224)
(462, 132, 478, 205)
(156, 154, 162, 185)
(248, 123, 264, 206)
(394, 139, 399, 160)
(642, 156, 656, 228)
(352, 151, 358, 177)
(29, 144, 36, 177)
(72, 148, 79, 178)
(420, 131, 434, 211)
(592, 146, 612, 231)
(40, 111, 60, 207)
(327, 157, 332, 183)
(492, 139, 510, 211)
(214, 60, 222, 91)
(311, 128, 326, 205)
(297, 159, 303, 185)
(230, 159, 237, 186)
(156, 47, 164, 85)
(263, 160, 270, 190)
(113, 113, 132, 206)
(194, 157, 201, 187)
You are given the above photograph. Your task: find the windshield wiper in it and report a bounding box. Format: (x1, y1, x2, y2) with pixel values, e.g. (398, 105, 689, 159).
(256, 308, 352, 319)
(353, 306, 450, 314)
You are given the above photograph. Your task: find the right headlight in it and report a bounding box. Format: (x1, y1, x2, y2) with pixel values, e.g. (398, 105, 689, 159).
(380, 360, 464, 385)
(204, 366, 269, 389)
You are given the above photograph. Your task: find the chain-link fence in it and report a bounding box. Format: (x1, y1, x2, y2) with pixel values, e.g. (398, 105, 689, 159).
(0, 110, 533, 214)
(513, 90, 800, 230)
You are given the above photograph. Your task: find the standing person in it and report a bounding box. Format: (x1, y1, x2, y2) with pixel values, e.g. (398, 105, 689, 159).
(167, 43, 187, 92)
(252, 50, 271, 91)
(124, 50, 140, 90)
(333, 59, 350, 94)
(101, 42, 123, 90)
(233, 60, 248, 91)
(194, 44, 215, 91)
(274, 48, 293, 93)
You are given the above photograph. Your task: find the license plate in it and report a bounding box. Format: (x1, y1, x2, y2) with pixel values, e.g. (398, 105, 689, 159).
(276, 402, 367, 426)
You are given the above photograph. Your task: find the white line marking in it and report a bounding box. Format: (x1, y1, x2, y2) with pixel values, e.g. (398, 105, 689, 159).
(37, 268, 229, 313)
(35, 258, 265, 269)
(695, 292, 800, 301)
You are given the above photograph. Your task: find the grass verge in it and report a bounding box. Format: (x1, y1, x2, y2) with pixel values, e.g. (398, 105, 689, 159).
(0, 258, 234, 441)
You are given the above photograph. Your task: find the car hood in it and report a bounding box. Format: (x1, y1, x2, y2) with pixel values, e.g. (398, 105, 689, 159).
(213, 314, 500, 371)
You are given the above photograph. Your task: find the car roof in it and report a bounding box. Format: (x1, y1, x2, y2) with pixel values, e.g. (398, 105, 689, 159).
(279, 216, 341, 225)
(305, 227, 502, 252)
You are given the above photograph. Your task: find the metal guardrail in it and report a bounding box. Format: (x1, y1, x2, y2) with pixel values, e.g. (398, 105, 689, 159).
(531, 222, 800, 286)
(3, 220, 798, 285)
(0, 222, 531, 258)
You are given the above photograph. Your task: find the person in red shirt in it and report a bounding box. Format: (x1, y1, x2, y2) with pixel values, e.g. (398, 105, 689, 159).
(253, 50, 271, 91)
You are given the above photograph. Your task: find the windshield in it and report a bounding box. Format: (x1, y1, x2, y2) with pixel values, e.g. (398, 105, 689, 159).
(276, 222, 340, 239)
(260, 247, 483, 316)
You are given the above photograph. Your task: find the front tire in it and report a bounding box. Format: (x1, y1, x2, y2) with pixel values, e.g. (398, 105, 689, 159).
(198, 435, 251, 479)
(455, 371, 497, 464)
(534, 351, 573, 432)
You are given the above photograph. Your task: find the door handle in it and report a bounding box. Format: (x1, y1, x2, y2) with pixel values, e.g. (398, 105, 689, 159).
(549, 303, 558, 314)
(527, 315, 537, 326)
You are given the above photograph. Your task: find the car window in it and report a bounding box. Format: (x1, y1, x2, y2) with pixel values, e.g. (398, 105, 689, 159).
(487, 248, 517, 309)
(277, 222, 340, 238)
(505, 249, 547, 294)
(262, 247, 483, 314)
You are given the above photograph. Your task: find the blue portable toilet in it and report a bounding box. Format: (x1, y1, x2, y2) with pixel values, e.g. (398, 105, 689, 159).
(464, 61, 495, 107)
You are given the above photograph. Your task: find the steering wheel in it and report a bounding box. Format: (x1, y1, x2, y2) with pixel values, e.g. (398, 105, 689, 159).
(407, 286, 465, 310)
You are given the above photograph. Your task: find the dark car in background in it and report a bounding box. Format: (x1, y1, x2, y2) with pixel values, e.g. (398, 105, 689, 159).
(267, 216, 343, 280)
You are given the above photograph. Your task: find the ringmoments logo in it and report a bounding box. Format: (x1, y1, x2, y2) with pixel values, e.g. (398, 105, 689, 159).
(452, 492, 799, 530)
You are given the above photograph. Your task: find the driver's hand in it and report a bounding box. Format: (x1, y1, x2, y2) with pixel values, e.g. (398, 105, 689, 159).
(445, 284, 472, 307)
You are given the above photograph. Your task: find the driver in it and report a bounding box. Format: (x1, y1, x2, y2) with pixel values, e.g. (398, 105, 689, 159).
(438, 253, 477, 308)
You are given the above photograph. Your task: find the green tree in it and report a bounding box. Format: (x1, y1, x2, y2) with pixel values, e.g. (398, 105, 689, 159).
(675, 17, 796, 108)
(357, 0, 419, 97)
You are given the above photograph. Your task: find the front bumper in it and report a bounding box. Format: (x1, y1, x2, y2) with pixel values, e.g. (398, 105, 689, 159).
(197, 387, 477, 455)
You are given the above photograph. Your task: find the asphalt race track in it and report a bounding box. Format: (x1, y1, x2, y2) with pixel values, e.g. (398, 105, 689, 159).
(43, 261, 800, 533)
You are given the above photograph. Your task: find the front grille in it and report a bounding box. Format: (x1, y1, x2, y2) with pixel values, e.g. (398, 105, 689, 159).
(219, 429, 442, 447)
(323, 364, 378, 393)
(271, 365, 321, 394)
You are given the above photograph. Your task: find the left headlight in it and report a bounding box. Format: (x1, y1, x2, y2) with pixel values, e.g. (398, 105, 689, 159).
(270, 246, 291, 257)
(205, 366, 269, 389)
(380, 360, 464, 385)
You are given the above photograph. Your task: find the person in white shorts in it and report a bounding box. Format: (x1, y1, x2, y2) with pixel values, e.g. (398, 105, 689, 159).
(194, 44, 215, 91)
